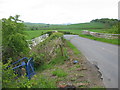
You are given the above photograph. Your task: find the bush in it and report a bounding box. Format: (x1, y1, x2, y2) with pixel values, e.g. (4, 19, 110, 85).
(30, 52, 45, 69)
(2, 15, 29, 62)
(2, 60, 56, 88)
(2, 59, 33, 88)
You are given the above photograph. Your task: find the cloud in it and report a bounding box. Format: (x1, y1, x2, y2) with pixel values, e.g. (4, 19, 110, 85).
(0, 0, 118, 24)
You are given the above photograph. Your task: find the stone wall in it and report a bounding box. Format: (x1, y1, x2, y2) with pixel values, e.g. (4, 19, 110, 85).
(82, 30, 120, 39)
(27, 34, 49, 49)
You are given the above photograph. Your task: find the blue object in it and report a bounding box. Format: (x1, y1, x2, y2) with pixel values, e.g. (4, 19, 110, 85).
(12, 57, 28, 65)
(26, 58, 36, 79)
(21, 61, 26, 66)
(73, 60, 78, 64)
(12, 57, 36, 79)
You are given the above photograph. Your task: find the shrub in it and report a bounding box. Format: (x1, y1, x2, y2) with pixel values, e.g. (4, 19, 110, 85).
(2, 59, 33, 88)
(30, 52, 45, 69)
(2, 15, 29, 62)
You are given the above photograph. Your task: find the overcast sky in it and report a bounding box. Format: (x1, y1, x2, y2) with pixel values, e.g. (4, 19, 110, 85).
(0, 0, 119, 24)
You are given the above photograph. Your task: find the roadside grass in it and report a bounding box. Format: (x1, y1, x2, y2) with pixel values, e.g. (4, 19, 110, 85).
(30, 75, 56, 88)
(75, 64, 81, 68)
(37, 55, 67, 72)
(36, 46, 68, 72)
(31, 37, 105, 88)
(79, 34, 120, 45)
(68, 64, 81, 71)
(65, 40, 80, 55)
(52, 68, 67, 77)
(37, 55, 68, 72)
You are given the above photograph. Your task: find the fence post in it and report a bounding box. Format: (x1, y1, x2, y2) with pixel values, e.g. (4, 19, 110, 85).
(59, 44, 63, 56)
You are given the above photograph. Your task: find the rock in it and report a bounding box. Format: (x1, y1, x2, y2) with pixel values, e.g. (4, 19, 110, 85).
(77, 67, 87, 71)
(81, 67, 87, 70)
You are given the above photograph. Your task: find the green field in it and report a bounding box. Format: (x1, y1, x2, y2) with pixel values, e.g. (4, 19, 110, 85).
(24, 30, 49, 40)
(25, 30, 83, 40)
(25, 22, 111, 30)
(65, 22, 110, 29)
(25, 29, 119, 45)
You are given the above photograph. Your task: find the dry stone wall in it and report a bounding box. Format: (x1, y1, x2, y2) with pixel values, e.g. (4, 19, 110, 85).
(82, 30, 120, 39)
(27, 34, 49, 49)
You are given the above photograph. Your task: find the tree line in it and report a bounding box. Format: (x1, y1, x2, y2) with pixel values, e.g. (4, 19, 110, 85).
(90, 18, 118, 26)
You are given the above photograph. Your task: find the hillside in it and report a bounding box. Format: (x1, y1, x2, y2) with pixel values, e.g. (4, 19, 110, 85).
(25, 22, 111, 30)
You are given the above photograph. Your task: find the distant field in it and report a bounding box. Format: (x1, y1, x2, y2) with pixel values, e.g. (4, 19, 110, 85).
(25, 22, 111, 30)
(24, 29, 114, 40)
(25, 29, 119, 45)
(66, 22, 110, 29)
(58, 29, 114, 34)
(49, 22, 109, 30)
(24, 30, 49, 40)
(25, 30, 82, 40)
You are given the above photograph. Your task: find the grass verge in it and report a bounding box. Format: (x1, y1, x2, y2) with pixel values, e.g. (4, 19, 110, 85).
(52, 68, 67, 77)
(79, 34, 120, 45)
(65, 39, 80, 55)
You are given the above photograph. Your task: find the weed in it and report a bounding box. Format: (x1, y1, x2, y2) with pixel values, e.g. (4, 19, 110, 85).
(52, 69, 67, 77)
(75, 64, 81, 68)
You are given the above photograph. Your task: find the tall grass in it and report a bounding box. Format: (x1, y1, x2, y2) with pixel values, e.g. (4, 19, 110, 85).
(52, 68, 67, 77)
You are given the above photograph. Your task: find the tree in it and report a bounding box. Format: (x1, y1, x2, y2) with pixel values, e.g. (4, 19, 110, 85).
(91, 18, 118, 26)
(2, 15, 29, 62)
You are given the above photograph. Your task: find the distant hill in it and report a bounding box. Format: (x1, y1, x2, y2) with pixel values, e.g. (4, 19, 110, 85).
(24, 22, 112, 30)
(24, 22, 46, 25)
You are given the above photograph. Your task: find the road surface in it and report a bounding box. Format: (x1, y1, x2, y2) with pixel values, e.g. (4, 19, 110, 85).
(64, 35, 119, 88)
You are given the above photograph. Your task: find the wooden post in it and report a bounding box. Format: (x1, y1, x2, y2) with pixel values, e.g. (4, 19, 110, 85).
(59, 44, 63, 56)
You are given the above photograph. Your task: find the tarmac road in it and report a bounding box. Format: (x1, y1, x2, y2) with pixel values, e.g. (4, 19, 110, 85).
(64, 35, 119, 88)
